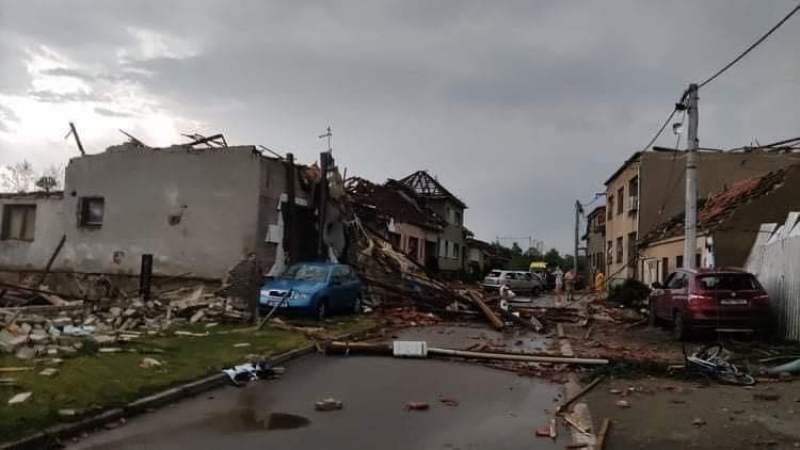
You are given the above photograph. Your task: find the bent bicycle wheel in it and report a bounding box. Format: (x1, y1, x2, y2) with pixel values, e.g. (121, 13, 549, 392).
(716, 372, 756, 386)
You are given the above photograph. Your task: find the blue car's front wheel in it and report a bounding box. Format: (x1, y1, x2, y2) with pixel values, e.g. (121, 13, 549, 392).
(316, 300, 327, 321)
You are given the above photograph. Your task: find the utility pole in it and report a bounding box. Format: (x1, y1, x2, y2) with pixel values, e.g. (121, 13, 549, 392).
(683, 83, 699, 270)
(574, 200, 582, 274)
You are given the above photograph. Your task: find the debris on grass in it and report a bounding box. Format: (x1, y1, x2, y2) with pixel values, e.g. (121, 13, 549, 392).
(8, 392, 32, 405)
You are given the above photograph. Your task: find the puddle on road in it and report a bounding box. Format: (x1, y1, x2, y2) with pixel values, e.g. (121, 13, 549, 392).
(199, 409, 310, 433)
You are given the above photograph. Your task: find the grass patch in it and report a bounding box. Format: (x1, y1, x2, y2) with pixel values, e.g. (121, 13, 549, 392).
(0, 315, 377, 442)
(0, 326, 307, 442)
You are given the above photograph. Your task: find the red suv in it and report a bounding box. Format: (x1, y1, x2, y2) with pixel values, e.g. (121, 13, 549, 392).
(648, 268, 770, 340)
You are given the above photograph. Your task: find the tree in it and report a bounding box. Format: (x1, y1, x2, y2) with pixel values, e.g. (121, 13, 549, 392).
(510, 242, 523, 256)
(0, 160, 35, 193)
(544, 248, 563, 268)
(35, 176, 58, 193)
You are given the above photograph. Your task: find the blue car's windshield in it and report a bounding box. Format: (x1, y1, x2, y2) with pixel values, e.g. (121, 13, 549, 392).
(280, 265, 329, 283)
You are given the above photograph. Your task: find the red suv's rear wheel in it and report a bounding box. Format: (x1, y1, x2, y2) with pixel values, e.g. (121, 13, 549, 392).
(673, 311, 690, 341)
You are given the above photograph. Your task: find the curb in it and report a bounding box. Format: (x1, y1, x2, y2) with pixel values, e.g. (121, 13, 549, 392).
(559, 335, 597, 449)
(1, 323, 379, 450)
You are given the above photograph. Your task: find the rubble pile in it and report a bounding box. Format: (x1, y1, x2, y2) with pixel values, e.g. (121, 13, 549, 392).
(0, 284, 251, 360)
(354, 223, 468, 313)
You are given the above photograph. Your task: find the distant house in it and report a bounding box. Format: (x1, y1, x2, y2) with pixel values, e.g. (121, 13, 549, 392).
(638, 165, 800, 286)
(604, 149, 800, 285)
(346, 177, 445, 267)
(399, 171, 468, 273)
(466, 237, 493, 274)
(582, 205, 606, 276)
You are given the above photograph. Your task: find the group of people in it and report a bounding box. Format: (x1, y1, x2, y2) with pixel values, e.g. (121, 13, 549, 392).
(552, 267, 606, 304)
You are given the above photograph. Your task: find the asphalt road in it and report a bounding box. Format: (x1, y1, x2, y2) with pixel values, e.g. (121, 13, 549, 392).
(69, 325, 567, 450)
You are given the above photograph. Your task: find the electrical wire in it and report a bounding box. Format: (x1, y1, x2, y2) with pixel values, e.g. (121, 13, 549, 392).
(638, 107, 680, 154)
(697, 3, 800, 89)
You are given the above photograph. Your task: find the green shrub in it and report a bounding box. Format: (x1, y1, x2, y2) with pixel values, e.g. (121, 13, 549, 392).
(607, 279, 651, 307)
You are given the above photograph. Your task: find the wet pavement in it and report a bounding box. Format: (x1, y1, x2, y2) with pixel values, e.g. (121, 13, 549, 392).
(69, 326, 567, 450)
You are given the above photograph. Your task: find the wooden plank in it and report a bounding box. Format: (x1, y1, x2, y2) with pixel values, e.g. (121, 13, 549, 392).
(596, 418, 611, 450)
(556, 376, 605, 414)
(466, 291, 504, 330)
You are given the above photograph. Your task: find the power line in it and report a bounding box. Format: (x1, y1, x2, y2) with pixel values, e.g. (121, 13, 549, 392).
(638, 107, 679, 154)
(698, 3, 800, 88)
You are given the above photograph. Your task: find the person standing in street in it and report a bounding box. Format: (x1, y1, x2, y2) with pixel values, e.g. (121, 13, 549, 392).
(564, 269, 576, 301)
(554, 267, 564, 305)
(594, 270, 605, 294)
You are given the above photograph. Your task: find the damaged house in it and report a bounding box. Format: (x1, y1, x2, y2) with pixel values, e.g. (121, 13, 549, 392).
(398, 170, 468, 274)
(0, 139, 346, 282)
(345, 177, 445, 269)
(638, 165, 800, 286)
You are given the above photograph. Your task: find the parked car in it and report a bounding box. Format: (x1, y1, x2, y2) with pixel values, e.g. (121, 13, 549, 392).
(259, 262, 362, 320)
(648, 268, 770, 340)
(482, 270, 544, 296)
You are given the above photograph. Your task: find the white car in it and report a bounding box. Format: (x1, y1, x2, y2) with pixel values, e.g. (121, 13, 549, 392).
(482, 270, 544, 296)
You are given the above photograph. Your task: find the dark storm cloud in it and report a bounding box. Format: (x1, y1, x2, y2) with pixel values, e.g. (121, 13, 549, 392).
(1, 0, 800, 251)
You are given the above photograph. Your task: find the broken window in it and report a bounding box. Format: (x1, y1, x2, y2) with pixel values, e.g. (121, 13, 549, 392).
(607, 196, 614, 221)
(79, 197, 104, 227)
(1, 204, 36, 241)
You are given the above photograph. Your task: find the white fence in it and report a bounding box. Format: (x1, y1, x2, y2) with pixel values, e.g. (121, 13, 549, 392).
(745, 212, 800, 341)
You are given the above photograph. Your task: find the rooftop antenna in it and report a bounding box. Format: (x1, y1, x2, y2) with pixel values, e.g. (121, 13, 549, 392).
(318, 126, 332, 152)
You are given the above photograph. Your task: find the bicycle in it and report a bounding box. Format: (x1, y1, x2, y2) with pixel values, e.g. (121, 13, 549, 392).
(683, 343, 756, 386)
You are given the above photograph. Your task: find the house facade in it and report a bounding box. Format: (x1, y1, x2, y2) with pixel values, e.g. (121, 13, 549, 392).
(399, 171, 468, 273)
(0, 143, 335, 280)
(346, 177, 444, 267)
(583, 205, 606, 276)
(639, 166, 800, 286)
(604, 150, 800, 285)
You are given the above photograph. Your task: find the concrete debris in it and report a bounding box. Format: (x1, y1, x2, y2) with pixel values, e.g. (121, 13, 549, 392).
(1, 281, 251, 360)
(615, 399, 631, 409)
(315, 398, 344, 411)
(692, 417, 707, 426)
(59, 409, 79, 418)
(39, 368, 59, 377)
(403, 401, 429, 411)
(8, 392, 32, 405)
(139, 357, 162, 369)
(232, 343, 251, 348)
(98, 347, 123, 353)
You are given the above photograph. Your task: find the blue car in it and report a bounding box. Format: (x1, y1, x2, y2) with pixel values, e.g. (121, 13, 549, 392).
(259, 262, 362, 320)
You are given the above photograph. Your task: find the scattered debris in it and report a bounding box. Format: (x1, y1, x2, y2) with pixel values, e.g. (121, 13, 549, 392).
(556, 376, 605, 414)
(232, 343, 251, 348)
(315, 398, 344, 411)
(692, 417, 707, 427)
(8, 392, 32, 405)
(38, 368, 58, 377)
(139, 357, 162, 369)
(222, 360, 278, 386)
(535, 426, 551, 437)
(438, 396, 460, 407)
(404, 401, 429, 411)
(595, 418, 611, 450)
(754, 392, 780, 401)
(615, 399, 631, 409)
(98, 347, 123, 354)
(59, 409, 79, 418)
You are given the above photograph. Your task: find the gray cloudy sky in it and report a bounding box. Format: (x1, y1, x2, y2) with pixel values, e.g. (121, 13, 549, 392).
(1, 1, 800, 252)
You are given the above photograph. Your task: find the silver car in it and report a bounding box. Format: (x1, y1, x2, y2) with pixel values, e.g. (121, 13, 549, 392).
(482, 270, 544, 296)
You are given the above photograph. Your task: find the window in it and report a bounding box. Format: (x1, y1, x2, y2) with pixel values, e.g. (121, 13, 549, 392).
(616, 237, 623, 264)
(504, 272, 517, 280)
(697, 274, 761, 291)
(617, 187, 624, 214)
(79, 197, 104, 227)
(676, 255, 684, 269)
(667, 272, 686, 290)
(607, 240, 613, 263)
(389, 232, 401, 249)
(661, 257, 669, 282)
(628, 176, 639, 199)
(695, 253, 701, 268)
(454, 211, 462, 226)
(627, 232, 637, 267)
(453, 243, 460, 259)
(407, 236, 420, 260)
(444, 241, 450, 258)
(1, 205, 36, 241)
(607, 196, 614, 221)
